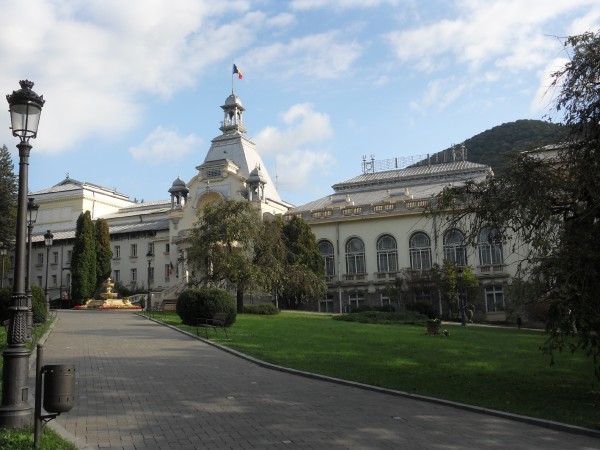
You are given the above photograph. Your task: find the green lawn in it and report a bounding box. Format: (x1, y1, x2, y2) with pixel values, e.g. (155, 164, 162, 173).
(155, 311, 600, 430)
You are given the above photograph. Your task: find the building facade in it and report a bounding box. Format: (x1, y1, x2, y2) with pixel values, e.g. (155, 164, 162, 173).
(2, 91, 520, 320)
(284, 155, 521, 320)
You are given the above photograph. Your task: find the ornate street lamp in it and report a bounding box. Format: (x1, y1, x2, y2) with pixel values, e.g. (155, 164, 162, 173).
(44, 230, 54, 314)
(0, 80, 45, 428)
(25, 198, 39, 342)
(146, 251, 154, 313)
(0, 244, 6, 289)
(26, 198, 39, 288)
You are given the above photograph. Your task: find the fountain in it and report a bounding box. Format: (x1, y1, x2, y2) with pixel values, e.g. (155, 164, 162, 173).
(78, 278, 140, 309)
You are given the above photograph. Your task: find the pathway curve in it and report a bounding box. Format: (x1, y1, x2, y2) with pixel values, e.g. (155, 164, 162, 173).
(37, 311, 599, 450)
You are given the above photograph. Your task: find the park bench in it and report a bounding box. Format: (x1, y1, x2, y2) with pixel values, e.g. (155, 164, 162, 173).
(152, 299, 177, 312)
(196, 312, 229, 339)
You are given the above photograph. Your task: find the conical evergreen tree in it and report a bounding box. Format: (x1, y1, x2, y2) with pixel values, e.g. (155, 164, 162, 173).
(71, 211, 96, 304)
(95, 218, 112, 285)
(0, 145, 17, 249)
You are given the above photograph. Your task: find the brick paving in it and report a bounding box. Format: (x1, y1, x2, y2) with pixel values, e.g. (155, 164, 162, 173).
(35, 310, 600, 450)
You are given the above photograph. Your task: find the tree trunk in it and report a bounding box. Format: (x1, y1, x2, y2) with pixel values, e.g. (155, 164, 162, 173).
(236, 288, 244, 313)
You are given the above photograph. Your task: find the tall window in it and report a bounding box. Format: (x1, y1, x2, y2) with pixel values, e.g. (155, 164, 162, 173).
(320, 294, 334, 313)
(52, 251, 59, 264)
(318, 240, 335, 276)
(380, 293, 391, 306)
(444, 229, 467, 267)
(377, 234, 398, 273)
(52, 274, 57, 287)
(409, 232, 431, 270)
(165, 243, 170, 254)
(348, 292, 365, 309)
(131, 268, 137, 282)
(479, 228, 503, 266)
(37, 253, 44, 265)
(165, 264, 171, 281)
(114, 245, 121, 258)
(485, 285, 504, 312)
(130, 244, 137, 258)
(345, 237, 366, 275)
(148, 242, 154, 255)
(67, 250, 72, 263)
(114, 270, 120, 283)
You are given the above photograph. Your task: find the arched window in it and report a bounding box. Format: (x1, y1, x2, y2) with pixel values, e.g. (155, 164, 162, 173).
(318, 240, 335, 277)
(345, 237, 366, 275)
(443, 229, 467, 267)
(377, 234, 398, 273)
(409, 232, 431, 270)
(478, 228, 503, 266)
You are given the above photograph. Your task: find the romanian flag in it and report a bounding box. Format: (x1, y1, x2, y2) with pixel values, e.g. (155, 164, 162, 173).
(233, 64, 243, 79)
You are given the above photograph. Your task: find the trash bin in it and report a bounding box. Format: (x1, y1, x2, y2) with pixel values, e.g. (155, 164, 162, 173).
(43, 364, 75, 413)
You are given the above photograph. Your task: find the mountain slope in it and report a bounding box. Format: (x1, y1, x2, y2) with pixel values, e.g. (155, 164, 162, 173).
(422, 120, 565, 172)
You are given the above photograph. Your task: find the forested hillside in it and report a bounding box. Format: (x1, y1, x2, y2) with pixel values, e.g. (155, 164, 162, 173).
(429, 119, 564, 172)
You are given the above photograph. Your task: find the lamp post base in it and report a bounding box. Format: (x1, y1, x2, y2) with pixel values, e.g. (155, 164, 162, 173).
(0, 346, 33, 428)
(0, 403, 33, 429)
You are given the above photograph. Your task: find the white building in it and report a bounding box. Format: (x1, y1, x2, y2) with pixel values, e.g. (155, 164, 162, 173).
(285, 153, 520, 320)
(5, 91, 519, 320)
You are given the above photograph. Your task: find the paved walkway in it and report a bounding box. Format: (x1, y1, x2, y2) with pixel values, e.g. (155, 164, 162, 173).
(34, 311, 599, 450)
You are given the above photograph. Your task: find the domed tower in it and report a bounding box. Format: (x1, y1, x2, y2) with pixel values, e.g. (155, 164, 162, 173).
(247, 164, 267, 202)
(219, 90, 247, 135)
(168, 177, 189, 209)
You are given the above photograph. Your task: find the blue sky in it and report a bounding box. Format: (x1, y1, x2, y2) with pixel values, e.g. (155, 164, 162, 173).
(1, 0, 598, 207)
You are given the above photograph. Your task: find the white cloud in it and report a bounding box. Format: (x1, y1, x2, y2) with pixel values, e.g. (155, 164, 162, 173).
(530, 57, 568, 114)
(244, 31, 362, 79)
(275, 149, 336, 192)
(410, 78, 468, 114)
(387, 0, 599, 73)
(254, 103, 333, 155)
(254, 103, 335, 192)
(0, 0, 276, 153)
(386, 0, 600, 115)
(291, 0, 400, 10)
(129, 127, 201, 162)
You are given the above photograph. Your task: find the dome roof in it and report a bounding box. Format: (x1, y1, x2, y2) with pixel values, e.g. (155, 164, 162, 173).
(168, 177, 189, 195)
(247, 166, 267, 184)
(224, 93, 242, 107)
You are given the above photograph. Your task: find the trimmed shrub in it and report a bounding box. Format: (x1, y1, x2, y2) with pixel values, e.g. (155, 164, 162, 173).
(176, 288, 236, 326)
(31, 285, 48, 324)
(333, 310, 428, 325)
(243, 304, 279, 315)
(349, 304, 396, 313)
(406, 301, 437, 319)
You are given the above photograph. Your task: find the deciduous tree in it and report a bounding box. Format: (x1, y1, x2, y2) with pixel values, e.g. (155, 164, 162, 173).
(279, 216, 326, 308)
(186, 199, 260, 313)
(434, 30, 600, 377)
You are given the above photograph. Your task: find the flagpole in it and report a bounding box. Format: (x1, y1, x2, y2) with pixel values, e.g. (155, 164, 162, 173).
(231, 62, 234, 93)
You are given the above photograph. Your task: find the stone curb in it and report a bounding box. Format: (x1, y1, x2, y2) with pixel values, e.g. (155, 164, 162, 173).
(143, 314, 600, 440)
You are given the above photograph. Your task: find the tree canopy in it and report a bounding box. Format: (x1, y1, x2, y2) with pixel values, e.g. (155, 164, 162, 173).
(186, 199, 326, 312)
(434, 30, 600, 377)
(186, 199, 261, 312)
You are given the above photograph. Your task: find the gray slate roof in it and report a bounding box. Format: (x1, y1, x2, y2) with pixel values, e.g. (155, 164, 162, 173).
(291, 161, 490, 213)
